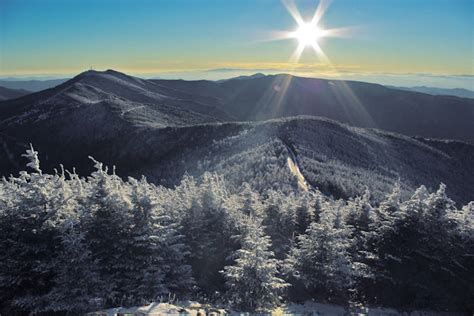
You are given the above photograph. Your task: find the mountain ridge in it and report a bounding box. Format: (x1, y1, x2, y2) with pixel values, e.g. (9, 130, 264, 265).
(390, 85, 474, 99)
(0, 69, 231, 126)
(1, 112, 473, 204)
(2, 69, 473, 142)
(1, 69, 473, 203)
(151, 73, 474, 142)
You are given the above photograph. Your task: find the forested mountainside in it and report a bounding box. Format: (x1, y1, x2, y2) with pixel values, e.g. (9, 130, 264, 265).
(153, 74, 474, 142)
(0, 85, 30, 101)
(0, 147, 472, 314)
(1, 115, 474, 204)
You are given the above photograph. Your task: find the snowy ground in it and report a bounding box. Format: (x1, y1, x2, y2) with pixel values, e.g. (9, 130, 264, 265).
(87, 301, 463, 316)
(285, 143, 309, 191)
(287, 156, 309, 191)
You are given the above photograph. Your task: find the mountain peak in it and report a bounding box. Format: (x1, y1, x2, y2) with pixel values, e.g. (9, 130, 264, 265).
(104, 69, 127, 76)
(249, 73, 266, 78)
(76, 69, 129, 79)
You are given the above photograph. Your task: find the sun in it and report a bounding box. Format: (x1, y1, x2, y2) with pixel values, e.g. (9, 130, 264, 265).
(263, 0, 351, 63)
(262, 0, 352, 63)
(292, 23, 324, 47)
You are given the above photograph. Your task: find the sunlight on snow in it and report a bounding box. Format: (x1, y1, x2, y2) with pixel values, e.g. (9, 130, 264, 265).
(287, 156, 309, 191)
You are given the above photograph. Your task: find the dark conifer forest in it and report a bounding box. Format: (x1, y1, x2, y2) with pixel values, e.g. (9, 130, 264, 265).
(1, 146, 472, 314)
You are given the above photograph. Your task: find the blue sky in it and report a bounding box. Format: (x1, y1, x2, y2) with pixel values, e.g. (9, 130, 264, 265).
(0, 0, 472, 88)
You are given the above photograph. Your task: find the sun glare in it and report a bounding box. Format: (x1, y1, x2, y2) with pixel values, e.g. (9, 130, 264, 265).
(292, 23, 324, 47)
(263, 0, 352, 64)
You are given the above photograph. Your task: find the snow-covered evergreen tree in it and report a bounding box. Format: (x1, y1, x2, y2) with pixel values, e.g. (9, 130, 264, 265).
(342, 188, 378, 300)
(285, 208, 354, 304)
(0, 147, 65, 313)
(453, 201, 474, 239)
(128, 177, 193, 300)
(127, 177, 168, 302)
(178, 173, 237, 296)
(1, 146, 474, 314)
(294, 192, 316, 235)
(222, 219, 288, 311)
(262, 190, 299, 258)
(37, 217, 106, 314)
(82, 159, 135, 305)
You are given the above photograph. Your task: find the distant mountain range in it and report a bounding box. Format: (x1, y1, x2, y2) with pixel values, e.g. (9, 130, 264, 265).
(0, 86, 30, 101)
(0, 78, 68, 92)
(1, 69, 473, 203)
(3, 74, 472, 99)
(390, 85, 474, 99)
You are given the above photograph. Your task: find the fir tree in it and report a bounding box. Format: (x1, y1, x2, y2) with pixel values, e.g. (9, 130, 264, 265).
(82, 158, 135, 305)
(37, 217, 106, 314)
(0, 147, 63, 313)
(286, 209, 354, 304)
(128, 176, 193, 300)
(222, 219, 288, 311)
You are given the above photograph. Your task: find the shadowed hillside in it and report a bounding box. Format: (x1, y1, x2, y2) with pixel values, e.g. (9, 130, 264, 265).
(1, 70, 474, 204)
(154, 74, 474, 142)
(1, 113, 473, 204)
(0, 86, 30, 101)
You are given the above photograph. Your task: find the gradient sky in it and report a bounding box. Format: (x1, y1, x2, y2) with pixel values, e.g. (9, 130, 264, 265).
(0, 0, 473, 87)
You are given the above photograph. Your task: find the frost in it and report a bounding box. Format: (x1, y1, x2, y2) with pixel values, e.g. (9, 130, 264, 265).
(0, 147, 472, 314)
(21, 143, 41, 174)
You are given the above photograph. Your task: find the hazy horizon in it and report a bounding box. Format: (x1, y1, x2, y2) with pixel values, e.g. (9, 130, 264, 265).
(1, 68, 473, 90)
(1, 0, 472, 89)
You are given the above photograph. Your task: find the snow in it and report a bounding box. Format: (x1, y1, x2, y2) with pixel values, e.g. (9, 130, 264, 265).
(121, 105, 146, 116)
(87, 302, 207, 316)
(285, 144, 309, 191)
(2, 146, 471, 315)
(287, 156, 309, 191)
(88, 301, 463, 316)
(100, 72, 169, 100)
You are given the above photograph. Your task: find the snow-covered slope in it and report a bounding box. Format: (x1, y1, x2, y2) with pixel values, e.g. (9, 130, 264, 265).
(1, 114, 473, 204)
(1, 70, 473, 203)
(129, 116, 473, 203)
(0, 69, 230, 127)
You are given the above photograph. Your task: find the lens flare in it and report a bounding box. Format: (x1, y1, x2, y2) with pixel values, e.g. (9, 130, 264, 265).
(292, 23, 324, 46)
(254, 1, 373, 129)
(276, 0, 348, 63)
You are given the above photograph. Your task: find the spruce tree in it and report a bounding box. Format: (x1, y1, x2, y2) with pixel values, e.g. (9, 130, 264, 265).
(0, 146, 62, 313)
(222, 219, 288, 311)
(286, 209, 354, 304)
(39, 217, 106, 314)
(82, 158, 134, 306)
(343, 189, 377, 298)
(128, 177, 193, 300)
